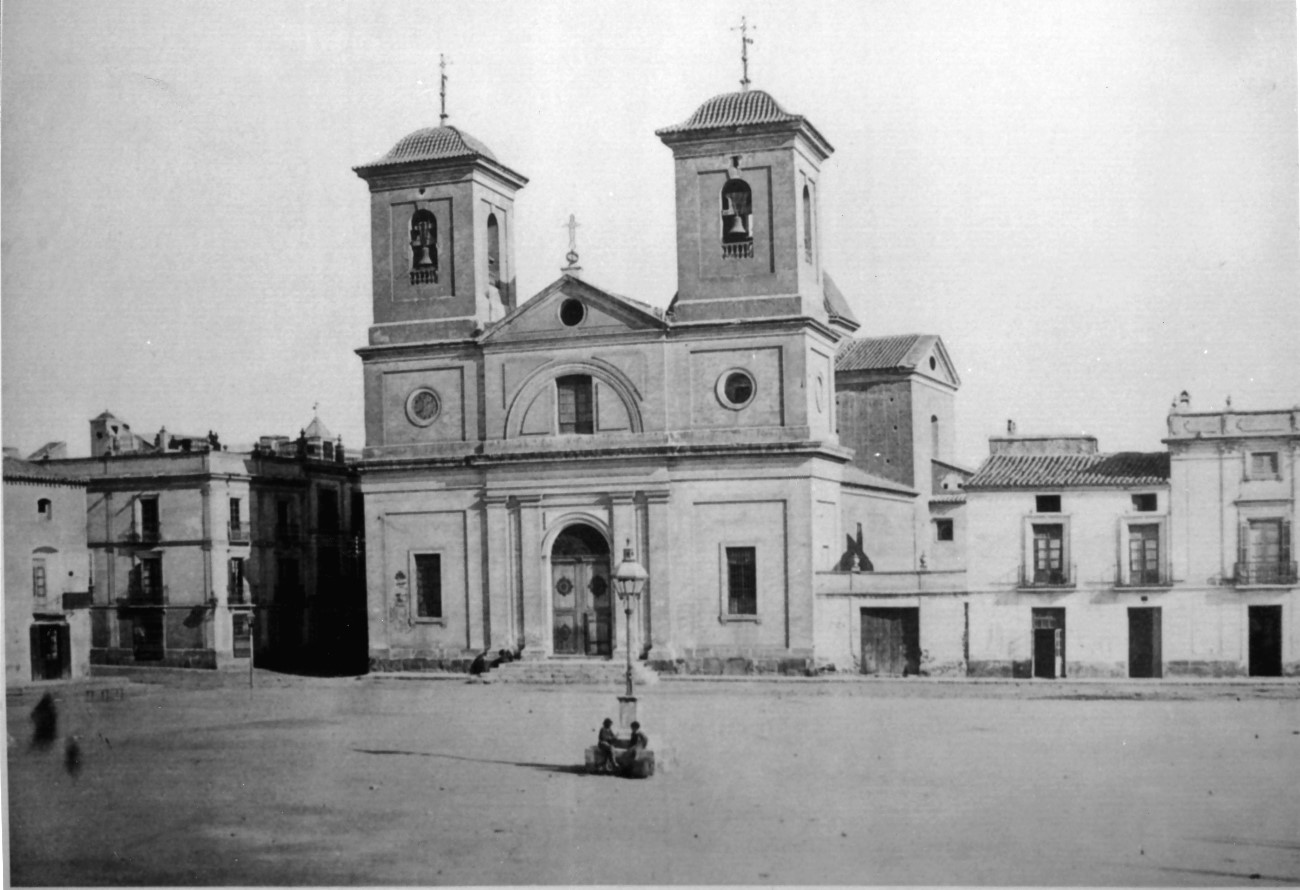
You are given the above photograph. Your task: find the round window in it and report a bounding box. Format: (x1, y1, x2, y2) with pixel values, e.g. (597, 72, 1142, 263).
(716, 369, 756, 410)
(405, 388, 441, 427)
(559, 298, 586, 327)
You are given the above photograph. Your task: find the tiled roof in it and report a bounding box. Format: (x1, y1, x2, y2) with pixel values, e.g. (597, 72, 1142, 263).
(3, 457, 87, 486)
(965, 452, 1171, 490)
(822, 273, 859, 325)
(836, 334, 934, 372)
(656, 90, 802, 135)
(357, 125, 496, 169)
(843, 465, 917, 496)
(929, 493, 968, 504)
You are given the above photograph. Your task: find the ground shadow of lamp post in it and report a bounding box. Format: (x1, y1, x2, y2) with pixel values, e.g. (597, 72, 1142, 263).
(613, 539, 648, 728)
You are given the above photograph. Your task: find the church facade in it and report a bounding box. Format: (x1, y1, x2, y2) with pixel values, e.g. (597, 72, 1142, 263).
(355, 89, 956, 673)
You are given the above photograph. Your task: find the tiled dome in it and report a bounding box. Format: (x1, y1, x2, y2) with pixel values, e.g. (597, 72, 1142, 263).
(358, 125, 497, 169)
(656, 89, 802, 135)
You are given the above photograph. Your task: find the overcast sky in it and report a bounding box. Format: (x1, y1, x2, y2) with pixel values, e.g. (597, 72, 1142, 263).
(3, 0, 1297, 466)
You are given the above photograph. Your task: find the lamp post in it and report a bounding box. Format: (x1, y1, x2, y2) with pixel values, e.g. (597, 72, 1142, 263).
(612, 539, 648, 726)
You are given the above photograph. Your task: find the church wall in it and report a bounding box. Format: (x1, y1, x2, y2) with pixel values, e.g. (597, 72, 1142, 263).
(840, 487, 916, 572)
(836, 380, 915, 487)
(364, 481, 480, 670)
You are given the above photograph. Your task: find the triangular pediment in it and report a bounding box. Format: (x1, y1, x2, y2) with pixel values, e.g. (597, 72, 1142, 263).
(481, 275, 666, 344)
(919, 336, 961, 389)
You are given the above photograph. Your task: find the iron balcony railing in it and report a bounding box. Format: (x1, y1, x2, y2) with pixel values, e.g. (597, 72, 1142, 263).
(1018, 563, 1076, 589)
(1115, 567, 1173, 587)
(228, 521, 250, 544)
(1234, 561, 1298, 586)
(126, 583, 168, 605)
(125, 524, 162, 544)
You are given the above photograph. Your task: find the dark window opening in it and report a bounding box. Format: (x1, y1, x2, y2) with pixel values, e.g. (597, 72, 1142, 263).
(133, 558, 164, 604)
(722, 371, 755, 407)
(726, 546, 757, 615)
(557, 375, 594, 434)
(277, 557, 301, 604)
(487, 213, 501, 285)
(409, 209, 438, 285)
(1035, 495, 1061, 513)
(139, 497, 160, 541)
(228, 557, 246, 604)
(802, 184, 813, 264)
(1250, 452, 1280, 479)
(415, 553, 442, 619)
(317, 489, 339, 533)
(559, 298, 586, 327)
(935, 519, 954, 542)
(37, 498, 52, 520)
(1132, 493, 1157, 512)
(720, 179, 754, 259)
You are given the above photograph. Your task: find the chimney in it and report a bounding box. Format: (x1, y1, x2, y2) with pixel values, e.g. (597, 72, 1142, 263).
(1006, 419, 1017, 435)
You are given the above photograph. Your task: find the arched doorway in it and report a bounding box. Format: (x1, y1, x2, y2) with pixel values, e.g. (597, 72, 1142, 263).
(551, 524, 612, 656)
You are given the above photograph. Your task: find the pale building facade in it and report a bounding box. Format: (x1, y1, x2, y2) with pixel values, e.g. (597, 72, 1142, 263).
(356, 90, 976, 674)
(42, 415, 366, 672)
(3, 456, 93, 683)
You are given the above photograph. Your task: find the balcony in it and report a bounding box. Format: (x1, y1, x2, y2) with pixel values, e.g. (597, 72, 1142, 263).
(1234, 561, 1298, 586)
(1018, 564, 1076, 590)
(228, 521, 250, 544)
(125, 524, 162, 545)
(125, 583, 167, 606)
(1114, 568, 1173, 588)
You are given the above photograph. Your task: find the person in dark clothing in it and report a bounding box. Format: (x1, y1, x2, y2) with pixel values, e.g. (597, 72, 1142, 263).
(617, 721, 649, 775)
(30, 693, 57, 751)
(597, 718, 621, 774)
(469, 651, 487, 676)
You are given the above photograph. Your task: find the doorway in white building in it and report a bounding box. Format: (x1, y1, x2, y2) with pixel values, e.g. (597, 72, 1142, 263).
(1032, 608, 1065, 678)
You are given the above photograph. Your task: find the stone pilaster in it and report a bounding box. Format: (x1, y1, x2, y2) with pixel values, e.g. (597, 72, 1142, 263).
(484, 495, 512, 649)
(644, 489, 675, 662)
(516, 495, 547, 658)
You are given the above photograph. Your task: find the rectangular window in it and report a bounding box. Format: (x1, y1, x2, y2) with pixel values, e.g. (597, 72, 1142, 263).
(232, 614, 252, 659)
(277, 557, 301, 603)
(1128, 524, 1161, 585)
(1035, 495, 1061, 513)
(414, 554, 442, 619)
(1131, 493, 1157, 512)
(276, 499, 297, 541)
(317, 489, 339, 533)
(136, 558, 164, 604)
(1249, 452, 1280, 479)
(1032, 524, 1065, 584)
(32, 558, 47, 599)
(557, 375, 594, 434)
(139, 496, 160, 540)
(726, 547, 757, 615)
(229, 497, 241, 524)
(934, 519, 954, 542)
(228, 557, 245, 604)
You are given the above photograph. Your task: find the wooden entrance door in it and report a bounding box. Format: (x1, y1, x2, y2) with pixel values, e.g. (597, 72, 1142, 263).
(860, 608, 920, 675)
(1248, 605, 1283, 677)
(552, 558, 612, 656)
(1032, 608, 1065, 678)
(1128, 607, 1162, 678)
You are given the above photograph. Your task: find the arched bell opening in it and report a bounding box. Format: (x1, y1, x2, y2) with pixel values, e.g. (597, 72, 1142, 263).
(549, 523, 613, 657)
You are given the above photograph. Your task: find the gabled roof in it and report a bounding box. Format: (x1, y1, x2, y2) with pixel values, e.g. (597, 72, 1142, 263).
(836, 334, 961, 387)
(481, 274, 666, 343)
(965, 452, 1170, 490)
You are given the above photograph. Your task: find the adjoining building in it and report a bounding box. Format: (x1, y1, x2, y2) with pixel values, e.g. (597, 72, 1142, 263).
(4, 454, 94, 683)
(963, 397, 1298, 679)
(38, 414, 367, 674)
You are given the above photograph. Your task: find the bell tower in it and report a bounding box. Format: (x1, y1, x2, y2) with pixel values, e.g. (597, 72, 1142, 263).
(656, 88, 832, 324)
(354, 68, 527, 345)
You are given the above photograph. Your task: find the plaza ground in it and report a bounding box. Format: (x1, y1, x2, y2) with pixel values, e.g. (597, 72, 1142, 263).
(5, 671, 1300, 886)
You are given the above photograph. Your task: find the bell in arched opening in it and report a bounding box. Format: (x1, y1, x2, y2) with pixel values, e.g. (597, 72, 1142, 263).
(719, 179, 754, 259)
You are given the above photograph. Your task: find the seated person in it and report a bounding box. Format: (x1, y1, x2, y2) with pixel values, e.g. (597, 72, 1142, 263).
(616, 721, 649, 775)
(597, 718, 622, 773)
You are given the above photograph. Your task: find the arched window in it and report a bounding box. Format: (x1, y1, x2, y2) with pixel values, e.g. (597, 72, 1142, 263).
(486, 213, 500, 286)
(409, 209, 438, 285)
(931, 414, 940, 457)
(37, 498, 52, 521)
(720, 180, 754, 259)
(802, 184, 814, 263)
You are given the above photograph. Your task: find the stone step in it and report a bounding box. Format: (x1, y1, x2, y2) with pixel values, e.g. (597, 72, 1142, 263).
(492, 659, 659, 686)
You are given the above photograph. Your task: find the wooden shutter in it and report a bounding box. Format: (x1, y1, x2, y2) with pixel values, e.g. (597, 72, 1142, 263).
(1237, 521, 1249, 582)
(1282, 519, 1292, 566)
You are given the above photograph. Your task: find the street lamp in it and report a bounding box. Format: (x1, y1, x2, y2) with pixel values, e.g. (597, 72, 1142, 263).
(612, 539, 649, 724)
